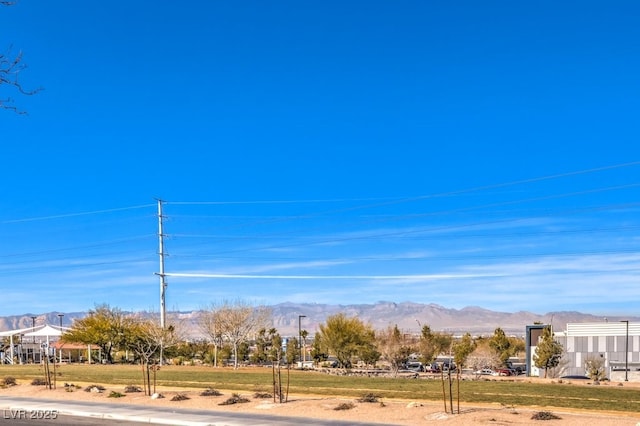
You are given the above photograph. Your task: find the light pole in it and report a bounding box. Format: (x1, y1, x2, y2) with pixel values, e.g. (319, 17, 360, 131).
(30, 316, 37, 363)
(621, 320, 629, 382)
(57, 314, 64, 363)
(298, 315, 306, 366)
(30, 316, 37, 342)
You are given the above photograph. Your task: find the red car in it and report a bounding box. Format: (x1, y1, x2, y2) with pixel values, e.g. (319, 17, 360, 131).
(495, 368, 513, 376)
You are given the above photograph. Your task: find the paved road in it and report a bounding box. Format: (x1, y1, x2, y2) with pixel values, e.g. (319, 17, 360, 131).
(0, 396, 399, 426)
(1, 413, 163, 425)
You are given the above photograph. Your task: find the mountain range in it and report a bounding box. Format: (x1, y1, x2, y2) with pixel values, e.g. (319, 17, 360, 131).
(1, 302, 634, 337)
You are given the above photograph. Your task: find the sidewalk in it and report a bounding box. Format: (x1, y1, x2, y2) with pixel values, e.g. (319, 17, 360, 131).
(1, 396, 211, 426)
(0, 396, 394, 426)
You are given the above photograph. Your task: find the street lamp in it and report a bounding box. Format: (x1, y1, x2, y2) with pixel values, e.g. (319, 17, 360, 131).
(30, 316, 37, 363)
(57, 314, 64, 364)
(298, 315, 306, 366)
(30, 316, 37, 342)
(621, 320, 629, 382)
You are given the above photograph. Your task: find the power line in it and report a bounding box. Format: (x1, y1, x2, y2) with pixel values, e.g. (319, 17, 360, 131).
(0, 203, 156, 224)
(165, 160, 640, 210)
(164, 272, 501, 280)
(165, 201, 640, 257)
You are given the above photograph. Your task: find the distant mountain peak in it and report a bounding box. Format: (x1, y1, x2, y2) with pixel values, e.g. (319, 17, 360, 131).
(1, 302, 636, 338)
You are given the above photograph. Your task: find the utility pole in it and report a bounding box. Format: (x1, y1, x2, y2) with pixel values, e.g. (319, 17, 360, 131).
(156, 199, 167, 329)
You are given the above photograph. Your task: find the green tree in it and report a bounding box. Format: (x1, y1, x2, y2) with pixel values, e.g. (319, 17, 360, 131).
(283, 336, 299, 403)
(417, 325, 452, 365)
(358, 334, 381, 368)
(300, 329, 309, 364)
(452, 333, 477, 414)
(254, 328, 287, 403)
(533, 326, 563, 378)
(218, 344, 232, 365)
(316, 313, 376, 369)
(453, 333, 476, 370)
(168, 339, 210, 363)
(285, 337, 299, 365)
(488, 327, 512, 366)
(61, 304, 129, 364)
(508, 336, 525, 357)
(417, 325, 453, 415)
(250, 328, 271, 365)
(310, 338, 328, 365)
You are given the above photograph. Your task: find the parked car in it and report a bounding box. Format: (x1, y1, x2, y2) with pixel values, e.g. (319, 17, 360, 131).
(495, 368, 514, 376)
(425, 363, 440, 373)
(512, 366, 526, 375)
(405, 362, 423, 372)
(474, 368, 494, 375)
(442, 362, 456, 372)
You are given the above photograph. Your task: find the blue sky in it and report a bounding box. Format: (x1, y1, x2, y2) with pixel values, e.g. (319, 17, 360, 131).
(1, 1, 639, 317)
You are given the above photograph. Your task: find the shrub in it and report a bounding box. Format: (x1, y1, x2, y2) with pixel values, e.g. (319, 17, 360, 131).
(531, 411, 561, 420)
(334, 402, 355, 411)
(84, 384, 106, 392)
(253, 391, 272, 399)
(64, 383, 81, 391)
(219, 393, 250, 405)
(171, 393, 190, 401)
(200, 388, 222, 397)
(31, 378, 48, 386)
(108, 391, 125, 398)
(2, 377, 17, 386)
(357, 393, 380, 403)
(124, 385, 143, 393)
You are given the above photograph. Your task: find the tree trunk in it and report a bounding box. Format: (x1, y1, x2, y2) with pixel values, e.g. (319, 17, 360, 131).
(146, 363, 152, 396)
(441, 368, 447, 413)
(448, 370, 453, 414)
(272, 363, 276, 403)
(233, 342, 238, 369)
(278, 364, 283, 403)
(456, 369, 461, 414)
(286, 364, 291, 403)
(141, 362, 148, 395)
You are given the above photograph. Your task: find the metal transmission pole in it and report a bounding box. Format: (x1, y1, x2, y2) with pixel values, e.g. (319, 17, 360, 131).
(156, 199, 168, 329)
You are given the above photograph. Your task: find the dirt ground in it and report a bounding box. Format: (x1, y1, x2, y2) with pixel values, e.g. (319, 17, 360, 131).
(1, 379, 640, 425)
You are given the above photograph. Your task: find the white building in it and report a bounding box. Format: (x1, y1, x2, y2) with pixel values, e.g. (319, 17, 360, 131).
(553, 322, 639, 381)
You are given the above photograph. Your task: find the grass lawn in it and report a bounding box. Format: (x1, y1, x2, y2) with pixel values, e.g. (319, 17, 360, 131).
(2, 364, 639, 413)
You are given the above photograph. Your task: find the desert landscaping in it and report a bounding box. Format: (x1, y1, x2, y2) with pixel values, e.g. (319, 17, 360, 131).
(2, 377, 640, 425)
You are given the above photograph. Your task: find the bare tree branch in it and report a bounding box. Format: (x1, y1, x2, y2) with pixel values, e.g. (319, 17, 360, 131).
(0, 48, 41, 113)
(1, 2, 41, 114)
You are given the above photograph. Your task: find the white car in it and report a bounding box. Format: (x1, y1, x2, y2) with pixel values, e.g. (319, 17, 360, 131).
(474, 368, 494, 375)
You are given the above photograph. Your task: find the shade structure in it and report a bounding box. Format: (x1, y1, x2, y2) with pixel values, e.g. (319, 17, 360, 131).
(22, 324, 63, 337)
